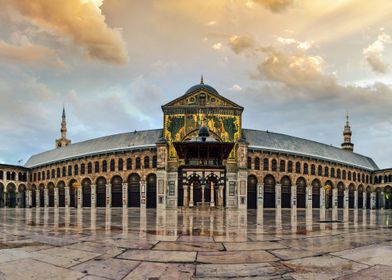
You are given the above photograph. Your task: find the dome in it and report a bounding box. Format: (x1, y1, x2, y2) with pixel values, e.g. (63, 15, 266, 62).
(198, 126, 210, 138)
(185, 77, 220, 95)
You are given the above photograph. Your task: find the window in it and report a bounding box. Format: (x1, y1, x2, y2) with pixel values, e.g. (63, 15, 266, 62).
(353, 172, 356, 181)
(324, 167, 329, 177)
(280, 160, 285, 172)
(102, 160, 107, 172)
(33, 173, 37, 182)
(51, 169, 55, 179)
(62, 166, 66, 177)
(303, 163, 309, 174)
(271, 159, 277, 171)
(358, 173, 361, 182)
(247, 157, 252, 169)
(0, 170, 3, 180)
(263, 158, 269, 171)
(42, 171, 45, 180)
(331, 168, 335, 178)
(152, 156, 157, 168)
(68, 166, 72, 176)
(57, 168, 60, 178)
(366, 175, 369, 184)
(46, 170, 50, 179)
(95, 162, 99, 173)
(38, 172, 41, 181)
(136, 157, 141, 169)
(126, 158, 132, 170)
(342, 170, 346, 180)
(110, 159, 115, 172)
(81, 163, 85, 175)
(295, 162, 301, 174)
(348, 171, 351, 180)
(118, 159, 124, 171)
(318, 165, 322, 176)
(311, 164, 315, 175)
(88, 162, 92, 174)
(144, 156, 150, 169)
(74, 165, 79, 176)
(288, 161, 293, 173)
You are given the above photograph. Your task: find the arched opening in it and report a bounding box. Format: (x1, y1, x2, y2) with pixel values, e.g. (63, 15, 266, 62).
(281, 176, 291, 208)
(312, 179, 321, 208)
(128, 174, 140, 207)
(190, 176, 202, 205)
(7, 183, 16, 208)
(296, 177, 306, 208)
(58, 181, 65, 207)
(69, 180, 77, 208)
(385, 186, 392, 209)
(39, 184, 45, 207)
(111, 176, 123, 207)
(31, 185, 37, 208)
(82, 178, 92, 207)
(0, 183, 4, 208)
(358, 185, 364, 209)
(349, 184, 355, 208)
(48, 183, 55, 207)
(263, 175, 276, 208)
(325, 181, 333, 209)
(337, 182, 344, 208)
(247, 175, 257, 209)
(366, 186, 371, 208)
(96, 177, 107, 207)
(146, 174, 157, 208)
(18, 185, 26, 208)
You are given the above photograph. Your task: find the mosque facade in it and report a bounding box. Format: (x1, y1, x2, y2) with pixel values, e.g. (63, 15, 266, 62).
(1, 79, 392, 210)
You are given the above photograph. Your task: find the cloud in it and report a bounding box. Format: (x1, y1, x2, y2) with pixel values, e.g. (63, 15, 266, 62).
(212, 42, 222, 50)
(229, 35, 256, 54)
(253, 0, 296, 12)
(5, 0, 128, 65)
(363, 32, 391, 73)
(277, 36, 314, 50)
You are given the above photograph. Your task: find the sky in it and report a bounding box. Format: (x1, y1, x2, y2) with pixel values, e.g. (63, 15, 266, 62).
(1, 0, 392, 168)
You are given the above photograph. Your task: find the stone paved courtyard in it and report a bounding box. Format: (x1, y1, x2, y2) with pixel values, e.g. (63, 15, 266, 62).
(0, 208, 391, 279)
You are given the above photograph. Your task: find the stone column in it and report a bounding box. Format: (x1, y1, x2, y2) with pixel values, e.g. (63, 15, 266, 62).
(291, 185, 297, 209)
(201, 184, 205, 206)
(44, 188, 49, 208)
(91, 184, 96, 208)
(77, 186, 82, 209)
(210, 184, 215, 207)
(106, 184, 111, 208)
(140, 180, 146, 208)
(183, 185, 188, 208)
(27, 189, 32, 208)
(54, 187, 59, 208)
(3, 192, 6, 208)
(122, 183, 128, 208)
(363, 192, 367, 210)
(36, 191, 40, 208)
(65, 186, 70, 207)
(320, 187, 325, 209)
(218, 185, 224, 207)
(306, 187, 312, 209)
(189, 183, 194, 207)
(275, 184, 281, 209)
(354, 190, 358, 209)
(344, 189, 349, 209)
(258, 183, 264, 209)
(380, 191, 385, 209)
(371, 192, 376, 209)
(332, 188, 338, 209)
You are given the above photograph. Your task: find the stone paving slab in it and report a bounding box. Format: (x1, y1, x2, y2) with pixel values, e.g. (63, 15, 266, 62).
(197, 250, 278, 264)
(153, 241, 225, 251)
(123, 262, 195, 280)
(118, 249, 197, 263)
(332, 244, 392, 266)
(195, 263, 288, 278)
(335, 264, 392, 280)
(223, 241, 287, 251)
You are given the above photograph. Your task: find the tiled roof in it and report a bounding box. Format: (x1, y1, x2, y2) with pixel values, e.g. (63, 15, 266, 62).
(243, 129, 378, 170)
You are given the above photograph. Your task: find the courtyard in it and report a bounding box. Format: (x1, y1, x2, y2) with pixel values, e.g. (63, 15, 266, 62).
(0, 208, 391, 279)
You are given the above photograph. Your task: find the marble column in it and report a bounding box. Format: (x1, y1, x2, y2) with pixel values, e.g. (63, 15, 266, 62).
(189, 184, 194, 207)
(3, 192, 6, 208)
(106, 183, 111, 208)
(370, 192, 376, 209)
(91, 184, 96, 208)
(201, 184, 205, 206)
(54, 187, 59, 208)
(354, 190, 358, 209)
(183, 185, 188, 208)
(258, 183, 264, 209)
(320, 187, 325, 209)
(65, 186, 70, 207)
(36, 190, 40, 208)
(380, 191, 385, 209)
(344, 189, 349, 209)
(77, 186, 82, 209)
(291, 185, 297, 209)
(306, 187, 312, 209)
(210, 184, 215, 207)
(122, 183, 128, 207)
(218, 185, 224, 207)
(44, 188, 49, 208)
(275, 184, 281, 209)
(363, 192, 367, 210)
(332, 188, 338, 209)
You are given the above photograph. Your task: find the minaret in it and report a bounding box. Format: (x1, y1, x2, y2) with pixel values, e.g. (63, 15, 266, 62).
(341, 113, 354, 151)
(55, 106, 71, 148)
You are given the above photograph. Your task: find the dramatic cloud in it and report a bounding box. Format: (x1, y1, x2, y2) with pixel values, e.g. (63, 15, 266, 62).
(277, 36, 314, 50)
(5, 0, 128, 65)
(363, 32, 391, 73)
(253, 0, 296, 12)
(229, 35, 256, 54)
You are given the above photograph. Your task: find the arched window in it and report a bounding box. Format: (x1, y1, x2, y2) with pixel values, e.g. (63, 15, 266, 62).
(353, 172, 356, 181)
(62, 166, 66, 177)
(57, 168, 60, 178)
(337, 169, 341, 179)
(81, 163, 85, 175)
(318, 165, 322, 176)
(33, 173, 36, 181)
(295, 162, 301, 174)
(280, 160, 285, 172)
(311, 164, 315, 175)
(247, 157, 252, 169)
(144, 156, 150, 169)
(94, 161, 99, 173)
(324, 166, 329, 177)
(51, 169, 55, 179)
(271, 159, 277, 171)
(46, 170, 50, 179)
(136, 157, 141, 169)
(118, 159, 124, 171)
(366, 175, 369, 184)
(110, 159, 115, 172)
(331, 168, 335, 178)
(74, 165, 79, 176)
(303, 163, 309, 174)
(153, 156, 157, 168)
(0, 170, 3, 180)
(342, 170, 346, 180)
(288, 161, 293, 173)
(88, 162, 92, 174)
(348, 171, 351, 180)
(42, 171, 45, 180)
(102, 160, 107, 172)
(255, 157, 260, 170)
(38, 172, 41, 181)
(126, 158, 132, 170)
(68, 166, 72, 176)
(263, 158, 269, 171)
(358, 173, 361, 182)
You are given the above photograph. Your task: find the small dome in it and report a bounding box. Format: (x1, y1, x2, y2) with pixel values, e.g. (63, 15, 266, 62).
(198, 126, 210, 138)
(185, 83, 219, 95)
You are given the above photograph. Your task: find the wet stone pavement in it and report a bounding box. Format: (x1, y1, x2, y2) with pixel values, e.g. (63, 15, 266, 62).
(0, 208, 391, 280)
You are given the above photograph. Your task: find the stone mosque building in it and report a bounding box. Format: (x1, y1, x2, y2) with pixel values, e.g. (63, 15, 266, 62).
(1, 78, 392, 210)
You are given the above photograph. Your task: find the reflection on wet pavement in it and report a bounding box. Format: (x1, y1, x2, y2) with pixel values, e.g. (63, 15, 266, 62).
(0, 208, 391, 279)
